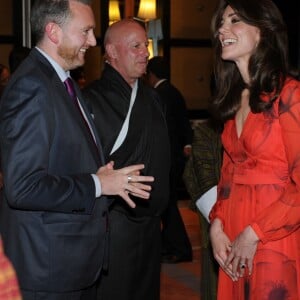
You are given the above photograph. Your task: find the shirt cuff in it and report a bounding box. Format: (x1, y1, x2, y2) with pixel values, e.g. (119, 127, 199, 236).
(91, 174, 102, 197)
(195, 185, 217, 223)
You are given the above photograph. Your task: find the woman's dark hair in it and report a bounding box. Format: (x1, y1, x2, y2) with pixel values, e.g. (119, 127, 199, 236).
(31, 0, 92, 44)
(210, 0, 289, 122)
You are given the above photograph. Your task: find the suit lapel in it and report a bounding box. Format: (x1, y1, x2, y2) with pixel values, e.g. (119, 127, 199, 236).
(31, 49, 104, 165)
(76, 87, 105, 164)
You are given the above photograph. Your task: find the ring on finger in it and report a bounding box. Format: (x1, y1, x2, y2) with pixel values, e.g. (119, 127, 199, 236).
(127, 175, 132, 183)
(239, 263, 246, 269)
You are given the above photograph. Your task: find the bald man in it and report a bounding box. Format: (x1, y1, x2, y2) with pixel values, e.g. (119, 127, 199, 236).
(83, 19, 170, 300)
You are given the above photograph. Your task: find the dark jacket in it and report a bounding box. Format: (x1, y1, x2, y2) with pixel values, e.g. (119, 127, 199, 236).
(0, 48, 109, 292)
(83, 64, 170, 217)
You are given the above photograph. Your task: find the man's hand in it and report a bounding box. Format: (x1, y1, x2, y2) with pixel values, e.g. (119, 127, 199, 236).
(96, 163, 154, 208)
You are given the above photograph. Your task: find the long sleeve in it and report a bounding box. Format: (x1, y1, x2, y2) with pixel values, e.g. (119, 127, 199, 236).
(251, 81, 300, 243)
(209, 145, 233, 226)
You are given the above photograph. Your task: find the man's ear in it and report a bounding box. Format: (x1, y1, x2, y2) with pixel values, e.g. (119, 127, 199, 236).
(106, 44, 118, 59)
(45, 22, 60, 44)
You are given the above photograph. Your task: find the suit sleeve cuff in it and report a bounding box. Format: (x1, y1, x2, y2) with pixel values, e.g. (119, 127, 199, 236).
(91, 174, 102, 197)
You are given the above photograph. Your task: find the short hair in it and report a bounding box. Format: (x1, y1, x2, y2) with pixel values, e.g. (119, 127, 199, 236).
(147, 56, 170, 80)
(30, 0, 92, 44)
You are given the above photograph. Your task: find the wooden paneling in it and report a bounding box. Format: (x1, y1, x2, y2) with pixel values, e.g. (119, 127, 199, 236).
(168, 0, 217, 112)
(0, 44, 13, 67)
(0, 2, 13, 35)
(170, 47, 213, 110)
(91, 0, 101, 38)
(170, 0, 217, 39)
(0, 2, 13, 66)
(84, 46, 103, 84)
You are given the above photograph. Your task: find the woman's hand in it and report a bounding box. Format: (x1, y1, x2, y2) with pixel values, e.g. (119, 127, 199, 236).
(225, 225, 259, 279)
(210, 218, 236, 280)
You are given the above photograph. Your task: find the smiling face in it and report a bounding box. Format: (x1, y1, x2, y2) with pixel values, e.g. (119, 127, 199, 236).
(218, 5, 260, 68)
(57, 1, 96, 71)
(105, 20, 150, 86)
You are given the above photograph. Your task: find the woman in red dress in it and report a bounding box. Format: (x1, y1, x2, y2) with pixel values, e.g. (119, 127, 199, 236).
(209, 0, 300, 299)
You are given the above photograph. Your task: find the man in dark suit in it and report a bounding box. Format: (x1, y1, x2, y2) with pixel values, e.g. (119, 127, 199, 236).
(83, 19, 170, 300)
(146, 56, 193, 263)
(0, 1, 153, 299)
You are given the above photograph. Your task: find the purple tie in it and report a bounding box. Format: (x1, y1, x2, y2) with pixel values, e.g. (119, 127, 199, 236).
(64, 77, 77, 103)
(64, 77, 98, 150)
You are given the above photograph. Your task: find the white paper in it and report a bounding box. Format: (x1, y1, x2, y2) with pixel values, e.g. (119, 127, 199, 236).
(195, 185, 217, 223)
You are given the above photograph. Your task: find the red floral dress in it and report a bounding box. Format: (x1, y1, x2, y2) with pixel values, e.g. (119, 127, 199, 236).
(210, 77, 300, 300)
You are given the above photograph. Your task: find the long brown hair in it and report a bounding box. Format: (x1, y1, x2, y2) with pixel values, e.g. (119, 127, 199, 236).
(210, 0, 289, 122)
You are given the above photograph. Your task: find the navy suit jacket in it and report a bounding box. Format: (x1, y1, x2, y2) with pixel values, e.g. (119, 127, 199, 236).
(0, 48, 109, 292)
